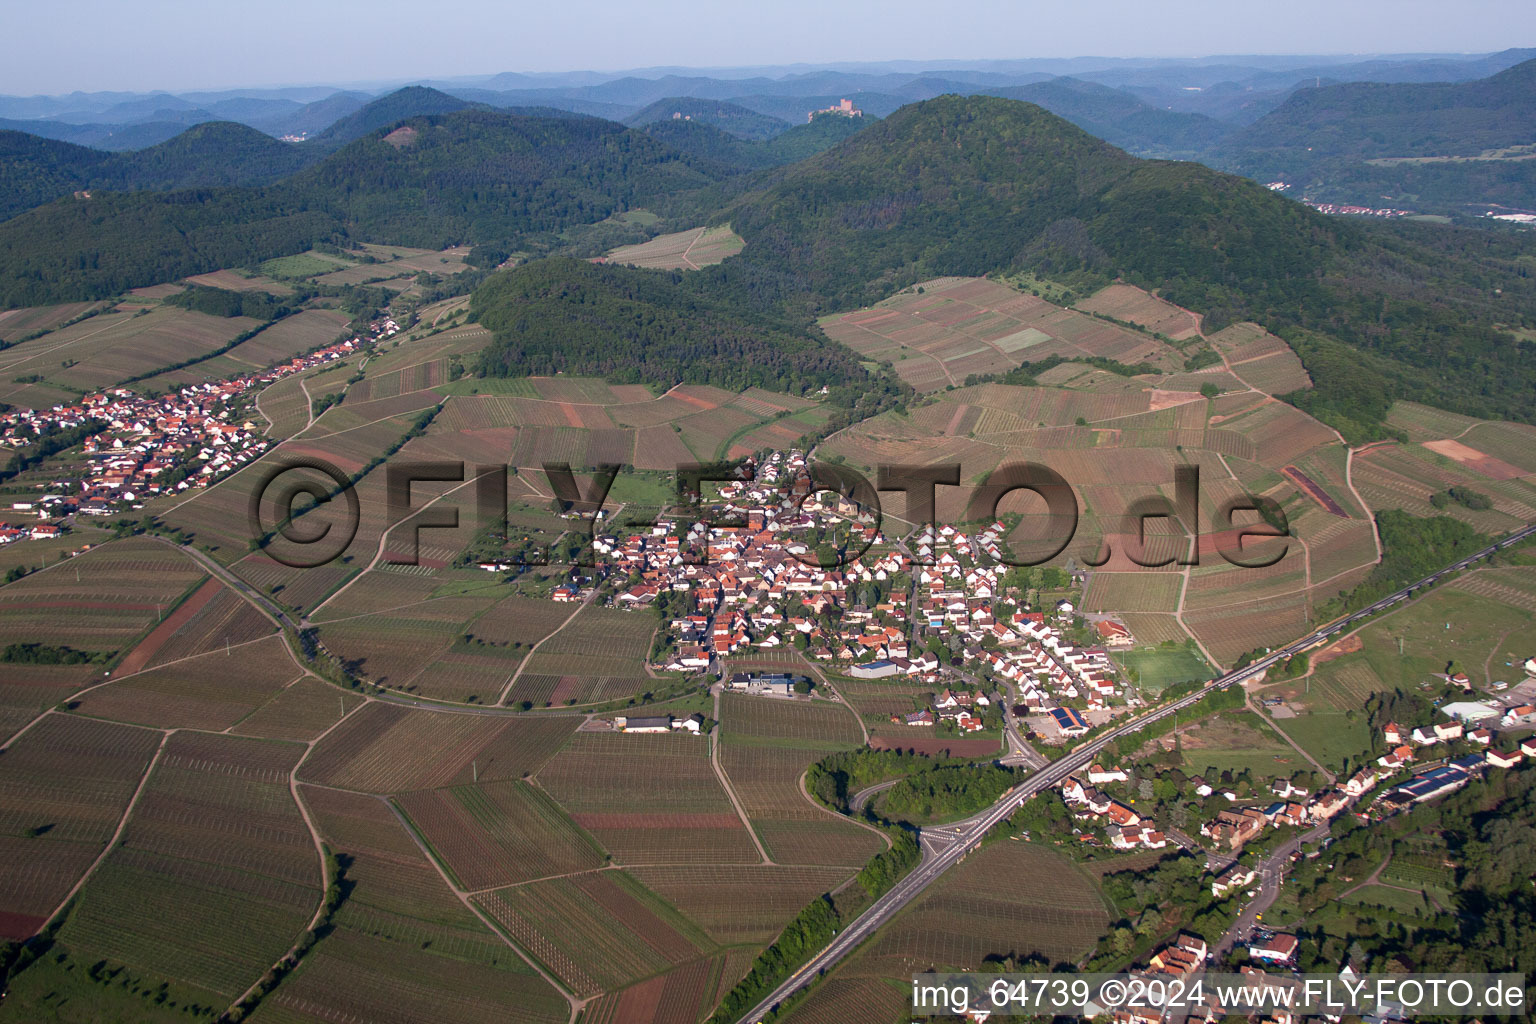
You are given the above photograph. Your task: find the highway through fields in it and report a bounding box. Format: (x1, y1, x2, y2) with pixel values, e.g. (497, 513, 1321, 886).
(735, 522, 1536, 1024)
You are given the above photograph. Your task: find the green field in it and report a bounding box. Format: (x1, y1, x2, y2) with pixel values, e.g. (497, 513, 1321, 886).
(1268, 706, 1374, 773)
(1115, 646, 1215, 693)
(1179, 711, 1298, 779)
(259, 251, 355, 279)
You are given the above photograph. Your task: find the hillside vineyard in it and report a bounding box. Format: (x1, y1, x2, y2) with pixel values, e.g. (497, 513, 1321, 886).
(0, 39, 1534, 1024)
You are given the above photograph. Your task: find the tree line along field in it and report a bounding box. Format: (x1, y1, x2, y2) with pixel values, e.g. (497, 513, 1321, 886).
(136, 308, 353, 393)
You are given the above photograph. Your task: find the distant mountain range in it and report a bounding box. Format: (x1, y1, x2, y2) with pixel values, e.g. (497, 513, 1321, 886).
(1204, 58, 1536, 212)
(5, 47, 1536, 232)
(2, 49, 1532, 216)
(7, 91, 1534, 414)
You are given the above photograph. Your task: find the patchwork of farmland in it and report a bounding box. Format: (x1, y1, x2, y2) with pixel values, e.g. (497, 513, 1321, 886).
(1082, 571, 1182, 612)
(1074, 283, 1200, 340)
(0, 715, 164, 940)
(535, 732, 760, 864)
(817, 373, 1389, 666)
(54, 733, 317, 1001)
(474, 871, 713, 998)
(0, 538, 206, 657)
(0, 306, 258, 405)
(310, 246, 472, 288)
(578, 956, 721, 1024)
(72, 633, 303, 731)
(1355, 440, 1535, 534)
(232, 675, 364, 743)
(300, 702, 578, 792)
(427, 375, 818, 469)
(819, 277, 1184, 392)
(1208, 322, 1312, 395)
(716, 694, 884, 866)
(271, 785, 568, 1024)
(0, 300, 104, 338)
(627, 864, 854, 946)
(396, 780, 605, 891)
(506, 604, 657, 707)
(135, 584, 278, 670)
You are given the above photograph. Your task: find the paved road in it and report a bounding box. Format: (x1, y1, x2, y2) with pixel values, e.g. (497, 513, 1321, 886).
(848, 777, 903, 814)
(735, 522, 1536, 1024)
(1213, 821, 1328, 960)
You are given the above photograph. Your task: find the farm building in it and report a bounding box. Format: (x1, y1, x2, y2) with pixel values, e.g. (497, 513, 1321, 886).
(614, 715, 672, 733)
(1382, 763, 1475, 810)
(613, 714, 704, 735)
(1442, 701, 1499, 724)
(727, 672, 796, 696)
(848, 660, 900, 679)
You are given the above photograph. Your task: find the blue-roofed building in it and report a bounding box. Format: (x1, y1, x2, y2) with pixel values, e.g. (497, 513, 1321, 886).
(1392, 764, 1473, 806)
(1051, 706, 1089, 737)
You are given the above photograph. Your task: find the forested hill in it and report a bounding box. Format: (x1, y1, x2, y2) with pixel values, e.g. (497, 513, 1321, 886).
(629, 115, 871, 175)
(3, 92, 1534, 437)
(0, 109, 729, 306)
(310, 85, 480, 144)
(0, 121, 321, 220)
(284, 109, 719, 245)
(699, 94, 1536, 432)
(711, 94, 1319, 313)
(1216, 57, 1536, 171)
(984, 77, 1230, 157)
(471, 257, 910, 439)
(623, 97, 789, 140)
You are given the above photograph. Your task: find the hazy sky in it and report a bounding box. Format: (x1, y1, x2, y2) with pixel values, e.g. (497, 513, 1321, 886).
(7, 0, 1535, 95)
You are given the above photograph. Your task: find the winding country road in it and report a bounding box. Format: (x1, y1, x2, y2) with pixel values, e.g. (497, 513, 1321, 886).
(734, 521, 1536, 1024)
